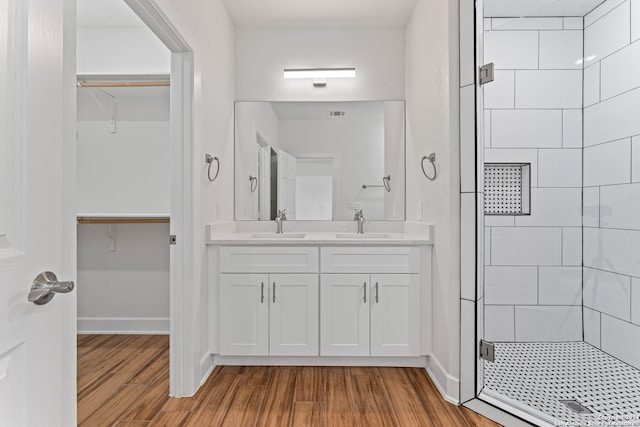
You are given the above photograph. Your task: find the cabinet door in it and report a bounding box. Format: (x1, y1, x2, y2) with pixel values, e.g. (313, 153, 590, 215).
(370, 274, 420, 356)
(269, 274, 319, 356)
(220, 273, 269, 355)
(320, 274, 370, 356)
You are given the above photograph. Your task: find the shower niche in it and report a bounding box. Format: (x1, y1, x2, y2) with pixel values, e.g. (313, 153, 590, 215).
(483, 163, 531, 216)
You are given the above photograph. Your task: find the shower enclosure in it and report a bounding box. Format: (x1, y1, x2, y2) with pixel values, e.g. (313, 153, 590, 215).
(474, 0, 640, 425)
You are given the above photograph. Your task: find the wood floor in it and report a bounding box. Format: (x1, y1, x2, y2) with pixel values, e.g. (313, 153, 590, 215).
(78, 334, 503, 427)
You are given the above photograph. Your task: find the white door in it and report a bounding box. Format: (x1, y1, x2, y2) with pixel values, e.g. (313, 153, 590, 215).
(219, 274, 269, 356)
(0, 0, 76, 425)
(320, 274, 370, 356)
(269, 274, 318, 356)
(277, 149, 297, 219)
(370, 274, 420, 357)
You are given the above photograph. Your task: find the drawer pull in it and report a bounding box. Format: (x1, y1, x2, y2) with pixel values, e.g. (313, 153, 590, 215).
(273, 282, 276, 303)
(261, 282, 264, 303)
(364, 282, 367, 303)
(375, 282, 379, 303)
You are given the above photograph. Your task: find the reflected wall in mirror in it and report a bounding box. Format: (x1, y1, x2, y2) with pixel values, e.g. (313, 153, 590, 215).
(234, 101, 405, 221)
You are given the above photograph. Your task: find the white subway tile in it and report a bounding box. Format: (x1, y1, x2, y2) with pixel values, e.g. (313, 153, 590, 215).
(584, 307, 602, 348)
(515, 70, 583, 109)
(492, 17, 563, 31)
(515, 188, 582, 227)
(492, 227, 562, 266)
(485, 227, 492, 266)
(539, 267, 582, 305)
(484, 31, 539, 69)
(583, 187, 600, 227)
(562, 227, 583, 266)
(633, 136, 640, 182)
(562, 110, 583, 148)
(484, 306, 515, 341)
(484, 18, 492, 31)
(584, 267, 631, 321)
(538, 149, 582, 187)
(601, 183, 640, 230)
(632, 278, 640, 325)
(484, 70, 514, 109)
(601, 40, 640, 100)
(584, 139, 631, 186)
(584, 87, 640, 145)
(583, 63, 601, 107)
(461, 86, 476, 193)
(485, 149, 539, 186)
(584, 227, 640, 277)
(633, 0, 640, 41)
(485, 266, 538, 305)
(484, 110, 492, 148)
(515, 306, 583, 341)
(585, 1, 631, 66)
(492, 110, 562, 148)
(563, 17, 584, 30)
(539, 31, 584, 70)
(485, 216, 514, 226)
(585, 0, 627, 27)
(601, 314, 640, 369)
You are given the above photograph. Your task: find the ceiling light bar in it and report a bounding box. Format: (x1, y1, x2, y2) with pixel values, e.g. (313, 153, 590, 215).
(283, 68, 356, 79)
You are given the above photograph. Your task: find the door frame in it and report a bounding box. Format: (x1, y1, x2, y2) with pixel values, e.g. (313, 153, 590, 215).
(124, 0, 196, 397)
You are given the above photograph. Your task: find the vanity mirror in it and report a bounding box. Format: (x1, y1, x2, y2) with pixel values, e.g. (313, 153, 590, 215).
(234, 101, 405, 221)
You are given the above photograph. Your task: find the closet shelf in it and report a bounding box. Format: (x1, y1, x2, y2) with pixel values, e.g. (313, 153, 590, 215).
(77, 214, 170, 224)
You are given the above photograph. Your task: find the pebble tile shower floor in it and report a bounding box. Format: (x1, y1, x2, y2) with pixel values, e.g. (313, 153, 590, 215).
(484, 342, 640, 425)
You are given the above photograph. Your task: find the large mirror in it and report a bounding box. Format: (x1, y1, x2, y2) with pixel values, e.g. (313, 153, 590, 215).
(234, 101, 405, 221)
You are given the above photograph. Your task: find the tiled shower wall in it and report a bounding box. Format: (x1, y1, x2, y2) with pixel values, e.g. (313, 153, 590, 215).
(483, 17, 584, 342)
(582, 0, 640, 370)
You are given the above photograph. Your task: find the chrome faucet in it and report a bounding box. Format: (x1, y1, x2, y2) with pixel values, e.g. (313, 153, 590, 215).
(275, 209, 287, 234)
(354, 209, 365, 234)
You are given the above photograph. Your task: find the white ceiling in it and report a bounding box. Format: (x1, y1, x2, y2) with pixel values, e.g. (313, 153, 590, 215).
(77, 0, 145, 27)
(270, 101, 383, 121)
(222, 0, 418, 27)
(484, 0, 606, 17)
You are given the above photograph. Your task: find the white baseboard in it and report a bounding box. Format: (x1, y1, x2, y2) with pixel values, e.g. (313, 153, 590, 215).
(77, 317, 169, 334)
(426, 355, 460, 405)
(200, 353, 216, 386)
(214, 355, 428, 367)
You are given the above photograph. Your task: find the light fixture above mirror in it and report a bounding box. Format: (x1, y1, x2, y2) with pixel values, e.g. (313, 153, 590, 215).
(283, 67, 356, 87)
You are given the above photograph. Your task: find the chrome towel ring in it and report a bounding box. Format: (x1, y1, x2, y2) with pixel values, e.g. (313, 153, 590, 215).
(205, 154, 220, 182)
(421, 153, 437, 181)
(249, 175, 258, 192)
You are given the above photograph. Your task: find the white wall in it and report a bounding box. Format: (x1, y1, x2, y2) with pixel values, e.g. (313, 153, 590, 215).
(583, 0, 640, 370)
(153, 0, 236, 387)
(77, 26, 170, 75)
(235, 27, 405, 101)
(406, 0, 461, 402)
(482, 17, 584, 343)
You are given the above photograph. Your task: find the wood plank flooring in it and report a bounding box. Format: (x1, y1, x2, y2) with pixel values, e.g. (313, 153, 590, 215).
(78, 335, 503, 427)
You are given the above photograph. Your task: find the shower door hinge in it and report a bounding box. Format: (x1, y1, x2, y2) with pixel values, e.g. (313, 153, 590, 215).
(480, 340, 495, 362)
(169, 235, 177, 245)
(479, 63, 494, 85)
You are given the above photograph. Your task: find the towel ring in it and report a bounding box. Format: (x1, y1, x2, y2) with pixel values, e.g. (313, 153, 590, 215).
(249, 175, 258, 192)
(205, 154, 220, 182)
(382, 175, 391, 192)
(421, 153, 437, 181)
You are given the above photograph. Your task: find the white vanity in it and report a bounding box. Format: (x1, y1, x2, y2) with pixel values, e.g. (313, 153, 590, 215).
(207, 225, 433, 367)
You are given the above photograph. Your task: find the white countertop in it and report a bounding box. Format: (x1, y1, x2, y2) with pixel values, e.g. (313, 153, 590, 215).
(206, 222, 434, 246)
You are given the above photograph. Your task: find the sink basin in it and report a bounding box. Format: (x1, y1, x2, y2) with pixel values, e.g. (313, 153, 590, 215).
(335, 233, 390, 239)
(250, 232, 306, 239)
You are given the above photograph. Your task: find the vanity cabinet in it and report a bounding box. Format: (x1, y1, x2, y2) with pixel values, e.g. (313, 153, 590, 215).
(219, 247, 319, 357)
(320, 247, 421, 357)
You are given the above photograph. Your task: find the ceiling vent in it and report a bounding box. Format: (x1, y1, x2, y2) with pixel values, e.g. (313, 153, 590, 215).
(329, 111, 345, 117)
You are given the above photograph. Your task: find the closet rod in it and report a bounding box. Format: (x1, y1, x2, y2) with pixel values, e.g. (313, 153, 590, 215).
(78, 81, 170, 88)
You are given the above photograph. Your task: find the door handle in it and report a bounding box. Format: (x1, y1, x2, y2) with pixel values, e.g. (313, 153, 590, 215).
(28, 272, 75, 305)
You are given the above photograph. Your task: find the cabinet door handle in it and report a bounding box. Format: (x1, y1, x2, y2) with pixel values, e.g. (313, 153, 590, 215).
(273, 282, 276, 303)
(375, 282, 379, 303)
(364, 282, 367, 303)
(261, 282, 264, 303)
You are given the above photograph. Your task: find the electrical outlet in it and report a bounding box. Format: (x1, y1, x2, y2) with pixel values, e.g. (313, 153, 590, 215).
(216, 202, 223, 219)
(416, 202, 423, 221)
